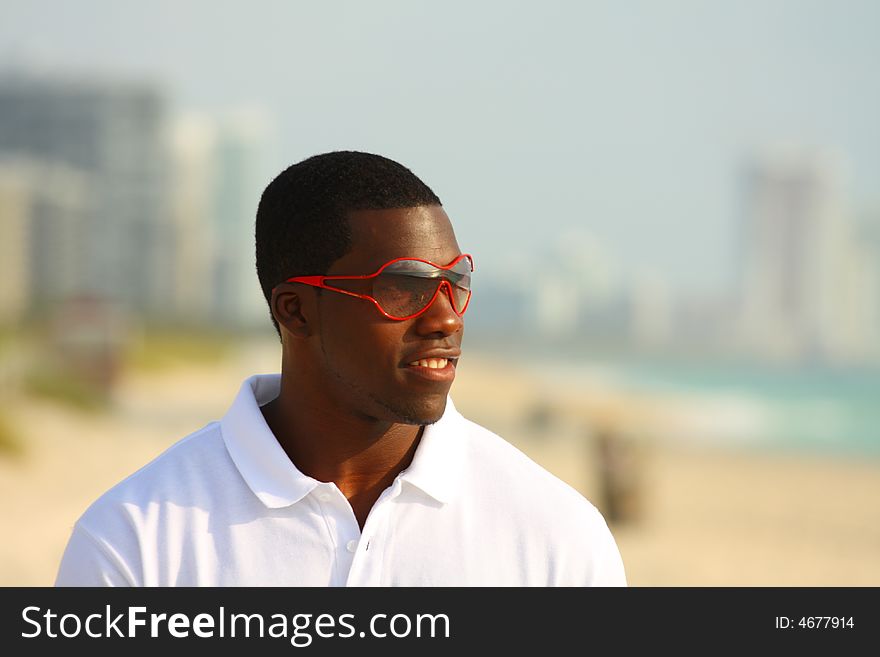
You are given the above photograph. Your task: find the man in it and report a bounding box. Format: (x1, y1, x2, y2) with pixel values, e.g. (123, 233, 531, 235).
(55, 151, 626, 586)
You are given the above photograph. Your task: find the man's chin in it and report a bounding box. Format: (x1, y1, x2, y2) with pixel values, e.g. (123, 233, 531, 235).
(377, 394, 448, 426)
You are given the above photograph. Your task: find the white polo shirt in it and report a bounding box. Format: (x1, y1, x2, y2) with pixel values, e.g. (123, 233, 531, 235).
(55, 374, 626, 586)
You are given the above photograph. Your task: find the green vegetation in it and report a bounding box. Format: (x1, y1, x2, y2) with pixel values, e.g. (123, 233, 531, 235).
(1, 326, 239, 417)
(123, 330, 236, 372)
(0, 409, 23, 457)
(22, 369, 109, 412)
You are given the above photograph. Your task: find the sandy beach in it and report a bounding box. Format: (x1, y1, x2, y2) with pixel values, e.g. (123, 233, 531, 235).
(1, 342, 878, 586)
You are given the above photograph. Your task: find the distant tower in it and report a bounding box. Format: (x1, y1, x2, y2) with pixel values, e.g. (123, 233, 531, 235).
(629, 267, 673, 350)
(168, 109, 272, 329)
(0, 167, 31, 323)
(168, 114, 217, 324)
(209, 109, 272, 329)
(0, 74, 172, 318)
(0, 160, 90, 321)
(738, 149, 855, 363)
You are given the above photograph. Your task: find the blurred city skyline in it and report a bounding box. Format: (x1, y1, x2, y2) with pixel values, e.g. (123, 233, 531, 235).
(1, 3, 879, 588)
(3, 2, 879, 284)
(1, 1, 879, 366)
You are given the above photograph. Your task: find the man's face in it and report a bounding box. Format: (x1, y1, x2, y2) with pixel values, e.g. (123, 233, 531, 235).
(310, 205, 466, 425)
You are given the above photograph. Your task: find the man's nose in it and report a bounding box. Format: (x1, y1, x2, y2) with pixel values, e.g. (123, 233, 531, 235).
(414, 281, 464, 336)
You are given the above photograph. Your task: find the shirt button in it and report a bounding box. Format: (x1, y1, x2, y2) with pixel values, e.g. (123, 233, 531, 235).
(317, 491, 332, 502)
(346, 539, 358, 553)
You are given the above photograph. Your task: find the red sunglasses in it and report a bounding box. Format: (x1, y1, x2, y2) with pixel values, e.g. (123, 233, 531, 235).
(281, 253, 474, 321)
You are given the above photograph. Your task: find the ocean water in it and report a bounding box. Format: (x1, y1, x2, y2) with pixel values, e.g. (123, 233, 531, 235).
(520, 353, 880, 457)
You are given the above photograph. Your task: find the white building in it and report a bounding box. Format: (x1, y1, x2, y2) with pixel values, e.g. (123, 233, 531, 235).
(739, 149, 876, 364)
(529, 230, 626, 339)
(0, 159, 91, 322)
(0, 74, 172, 318)
(169, 109, 273, 329)
(168, 115, 217, 324)
(629, 266, 673, 350)
(210, 109, 274, 329)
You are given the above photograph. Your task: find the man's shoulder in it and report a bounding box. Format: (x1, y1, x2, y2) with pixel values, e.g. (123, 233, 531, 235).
(452, 411, 626, 585)
(454, 412, 602, 518)
(77, 422, 228, 522)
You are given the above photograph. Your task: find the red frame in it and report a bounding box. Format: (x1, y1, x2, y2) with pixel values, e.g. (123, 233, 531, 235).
(281, 253, 474, 321)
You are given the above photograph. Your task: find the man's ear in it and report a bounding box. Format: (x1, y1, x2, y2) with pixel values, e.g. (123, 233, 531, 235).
(271, 284, 313, 338)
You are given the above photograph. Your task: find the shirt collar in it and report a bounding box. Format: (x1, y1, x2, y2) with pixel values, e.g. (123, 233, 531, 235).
(220, 374, 466, 509)
(220, 374, 318, 508)
(397, 397, 465, 505)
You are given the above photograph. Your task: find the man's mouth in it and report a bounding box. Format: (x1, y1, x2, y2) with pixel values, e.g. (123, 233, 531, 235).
(408, 358, 453, 369)
(404, 355, 459, 382)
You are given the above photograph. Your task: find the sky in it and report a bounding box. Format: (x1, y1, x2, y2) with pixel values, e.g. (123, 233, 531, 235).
(2, 0, 879, 294)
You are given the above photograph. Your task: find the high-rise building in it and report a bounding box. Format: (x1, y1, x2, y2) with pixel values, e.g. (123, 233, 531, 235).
(629, 266, 673, 350)
(0, 166, 31, 324)
(0, 159, 90, 322)
(0, 73, 172, 318)
(209, 109, 272, 329)
(168, 114, 217, 324)
(168, 109, 271, 329)
(531, 231, 625, 340)
(738, 150, 874, 364)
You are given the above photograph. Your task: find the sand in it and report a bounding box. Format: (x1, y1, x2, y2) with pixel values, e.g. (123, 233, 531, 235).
(1, 342, 878, 586)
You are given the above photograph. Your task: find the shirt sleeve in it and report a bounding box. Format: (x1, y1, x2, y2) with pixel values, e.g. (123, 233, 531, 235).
(574, 505, 628, 587)
(55, 523, 135, 587)
(588, 523, 628, 586)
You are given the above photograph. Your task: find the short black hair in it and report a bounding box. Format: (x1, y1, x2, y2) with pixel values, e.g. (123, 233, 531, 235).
(255, 150, 442, 337)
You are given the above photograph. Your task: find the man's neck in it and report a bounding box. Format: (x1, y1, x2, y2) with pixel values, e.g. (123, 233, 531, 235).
(259, 393, 423, 530)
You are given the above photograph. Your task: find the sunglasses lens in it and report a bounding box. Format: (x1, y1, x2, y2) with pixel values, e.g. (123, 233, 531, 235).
(374, 257, 472, 318)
